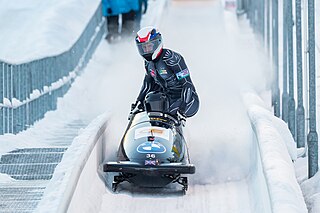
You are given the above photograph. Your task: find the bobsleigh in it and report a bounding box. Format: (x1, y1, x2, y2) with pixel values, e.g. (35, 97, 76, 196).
(103, 92, 195, 193)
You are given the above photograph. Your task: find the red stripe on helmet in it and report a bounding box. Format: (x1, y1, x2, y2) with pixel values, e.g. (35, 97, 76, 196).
(155, 48, 163, 59)
(138, 32, 151, 42)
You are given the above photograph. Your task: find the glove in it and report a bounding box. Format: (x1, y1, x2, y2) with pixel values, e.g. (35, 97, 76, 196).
(131, 101, 138, 111)
(132, 100, 144, 111)
(128, 105, 135, 120)
(177, 111, 186, 127)
(128, 101, 142, 120)
(107, 8, 112, 14)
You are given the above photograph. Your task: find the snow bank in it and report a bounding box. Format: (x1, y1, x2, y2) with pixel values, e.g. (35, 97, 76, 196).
(35, 112, 109, 213)
(243, 93, 297, 161)
(246, 134, 272, 212)
(244, 93, 307, 213)
(0, 173, 16, 182)
(0, 0, 100, 63)
(296, 158, 320, 213)
(300, 172, 320, 213)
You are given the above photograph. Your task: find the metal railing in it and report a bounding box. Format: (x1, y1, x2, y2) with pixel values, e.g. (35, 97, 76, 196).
(238, 0, 318, 178)
(0, 4, 105, 135)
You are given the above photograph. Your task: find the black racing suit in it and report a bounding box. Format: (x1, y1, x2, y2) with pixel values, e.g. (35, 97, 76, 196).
(136, 49, 199, 118)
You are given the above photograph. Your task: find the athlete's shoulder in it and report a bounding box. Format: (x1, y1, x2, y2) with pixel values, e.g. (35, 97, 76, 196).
(162, 49, 183, 66)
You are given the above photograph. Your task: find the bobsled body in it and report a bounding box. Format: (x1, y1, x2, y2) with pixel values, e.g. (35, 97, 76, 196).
(104, 111, 195, 192)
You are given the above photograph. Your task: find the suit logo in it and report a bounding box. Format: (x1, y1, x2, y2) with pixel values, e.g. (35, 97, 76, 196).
(159, 69, 168, 75)
(150, 69, 156, 77)
(176, 68, 190, 80)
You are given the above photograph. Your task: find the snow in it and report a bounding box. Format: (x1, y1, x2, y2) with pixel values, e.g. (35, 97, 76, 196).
(11, 98, 22, 108)
(298, 1, 320, 212)
(0, 173, 15, 183)
(0, 0, 317, 212)
(295, 156, 320, 213)
(281, 0, 320, 211)
(245, 93, 307, 212)
(2, 98, 11, 107)
(1, 71, 76, 108)
(94, 0, 288, 212)
(300, 172, 320, 213)
(0, 0, 100, 64)
(35, 112, 109, 213)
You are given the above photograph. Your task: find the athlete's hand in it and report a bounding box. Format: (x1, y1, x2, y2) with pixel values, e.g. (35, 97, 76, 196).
(132, 101, 144, 111)
(129, 101, 142, 120)
(131, 102, 137, 111)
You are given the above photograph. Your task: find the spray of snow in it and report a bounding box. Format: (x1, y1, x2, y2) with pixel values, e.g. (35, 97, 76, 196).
(158, 0, 271, 184)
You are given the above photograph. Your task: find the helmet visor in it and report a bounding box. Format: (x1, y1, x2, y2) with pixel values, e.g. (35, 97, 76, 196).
(137, 38, 161, 56)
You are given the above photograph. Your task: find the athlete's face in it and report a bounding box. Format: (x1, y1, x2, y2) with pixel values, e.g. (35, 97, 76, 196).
(141, 42, 154, 54)
(136, 36, 162, 61)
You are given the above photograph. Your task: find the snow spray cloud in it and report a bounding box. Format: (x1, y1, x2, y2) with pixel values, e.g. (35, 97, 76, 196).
(159, 2, 271, 184)
(79, 41, 148, 159)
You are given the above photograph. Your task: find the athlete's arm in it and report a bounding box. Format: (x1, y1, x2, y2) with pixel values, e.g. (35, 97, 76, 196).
(164, 50, 197, 114)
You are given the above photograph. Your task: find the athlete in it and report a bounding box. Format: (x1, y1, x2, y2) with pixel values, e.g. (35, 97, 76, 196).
(132, 26, 199, 118)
